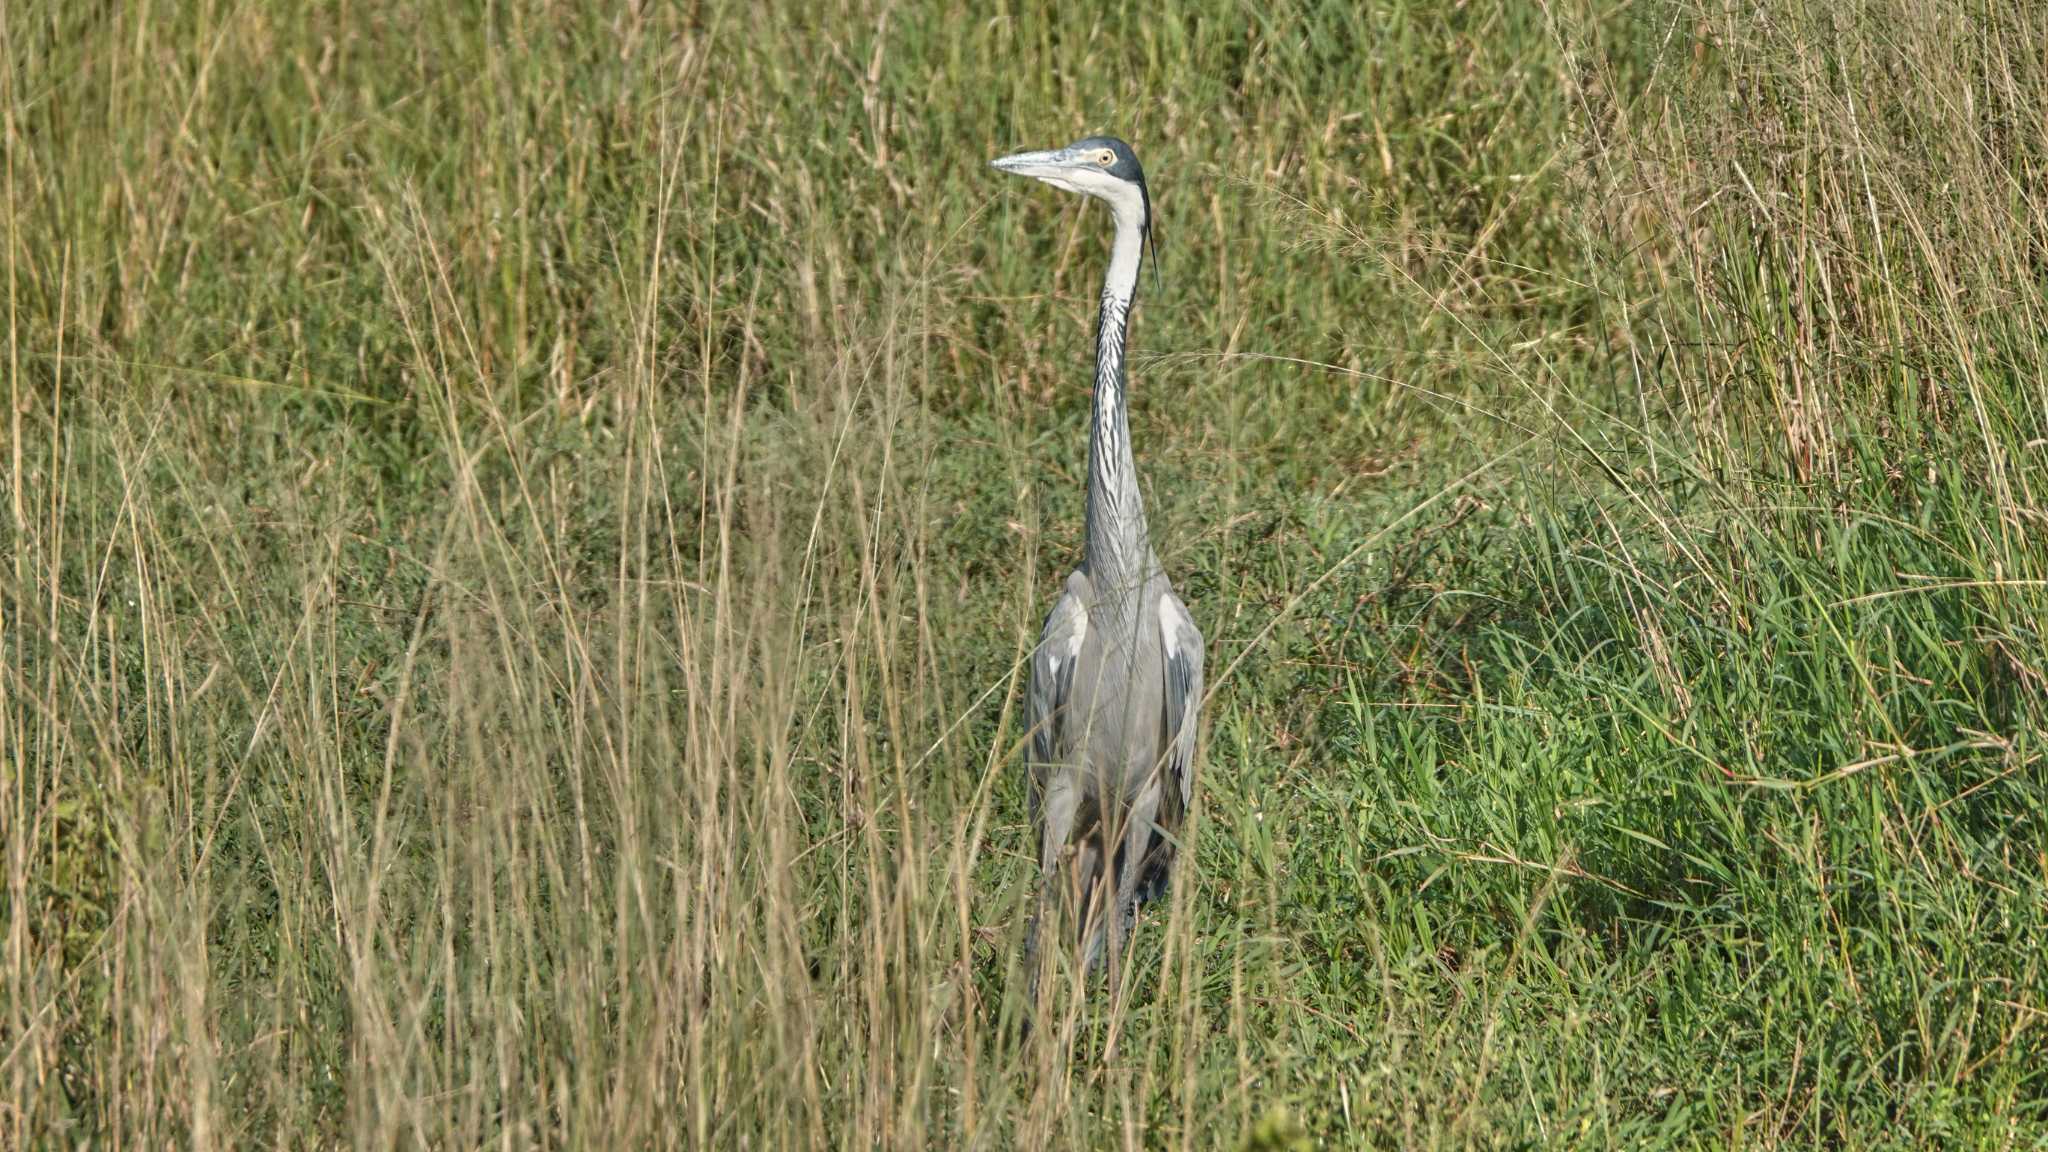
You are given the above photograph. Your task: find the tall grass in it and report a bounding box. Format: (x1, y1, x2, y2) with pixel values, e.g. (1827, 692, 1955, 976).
(2, 0, 2043, 1148)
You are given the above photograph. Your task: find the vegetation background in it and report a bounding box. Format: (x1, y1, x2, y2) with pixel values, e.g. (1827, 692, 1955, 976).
(4, 0, 2046, 1147)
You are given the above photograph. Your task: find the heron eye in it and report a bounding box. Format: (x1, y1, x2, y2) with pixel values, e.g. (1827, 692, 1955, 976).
(1096, 150, 1115, 166)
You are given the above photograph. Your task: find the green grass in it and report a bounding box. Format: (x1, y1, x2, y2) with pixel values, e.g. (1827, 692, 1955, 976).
(4, 0, 2046, 1147)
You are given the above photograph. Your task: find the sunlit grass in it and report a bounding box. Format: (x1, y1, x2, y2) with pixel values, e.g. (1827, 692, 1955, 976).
(2, 1, 2044, 1148)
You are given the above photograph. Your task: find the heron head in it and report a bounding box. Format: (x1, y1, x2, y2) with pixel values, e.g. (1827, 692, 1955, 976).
(992, 135, 1152, 236)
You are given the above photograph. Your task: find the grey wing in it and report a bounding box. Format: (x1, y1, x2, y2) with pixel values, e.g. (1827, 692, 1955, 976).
(1158, 590, 1205, 822)
(1026, 570, 1092, 824)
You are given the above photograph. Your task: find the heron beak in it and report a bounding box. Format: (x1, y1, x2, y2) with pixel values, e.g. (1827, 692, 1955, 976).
(990, 148, 1075, 180)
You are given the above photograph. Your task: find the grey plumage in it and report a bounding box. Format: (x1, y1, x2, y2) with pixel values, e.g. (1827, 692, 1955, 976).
(993, 136, 1206, 992)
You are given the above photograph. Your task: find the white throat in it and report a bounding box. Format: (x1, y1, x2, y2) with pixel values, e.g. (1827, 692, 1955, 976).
(1084, 184, 1151, 599)
(1102, 193, 1145, 306)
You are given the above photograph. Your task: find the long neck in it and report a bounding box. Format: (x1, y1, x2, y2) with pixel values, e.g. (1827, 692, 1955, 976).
(1084, 205, 1151, 598)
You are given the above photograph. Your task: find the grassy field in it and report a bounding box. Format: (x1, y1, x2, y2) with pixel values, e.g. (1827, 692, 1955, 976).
(5, 0, 2047, 1147)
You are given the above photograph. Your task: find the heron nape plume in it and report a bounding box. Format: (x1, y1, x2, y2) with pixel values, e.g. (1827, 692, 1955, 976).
(992, 136, 1206, 1003)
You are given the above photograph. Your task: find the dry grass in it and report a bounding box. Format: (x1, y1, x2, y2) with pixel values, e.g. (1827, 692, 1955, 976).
(3, 1, 2044, 1148)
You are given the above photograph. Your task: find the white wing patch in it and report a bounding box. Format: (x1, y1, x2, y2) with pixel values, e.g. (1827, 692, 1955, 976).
(1156, 590, 1205, 817)
(1046, 597, 1087, 681)
(1028, 571, 1093, 793)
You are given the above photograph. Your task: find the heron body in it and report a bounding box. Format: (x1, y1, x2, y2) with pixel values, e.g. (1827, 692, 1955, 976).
(993, 137, 1205, 989)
